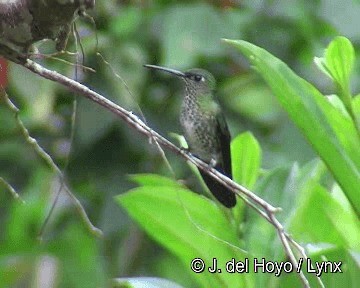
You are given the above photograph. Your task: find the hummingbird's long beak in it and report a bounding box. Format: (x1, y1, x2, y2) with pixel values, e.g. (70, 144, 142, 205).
(144, 64, 186, 78)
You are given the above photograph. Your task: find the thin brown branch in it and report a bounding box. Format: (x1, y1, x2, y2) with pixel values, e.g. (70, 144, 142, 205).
(0, 176, 25, 204)
(22, 58, 313, 287)
(23, 59, 280, 211)
(1, 90, 103, 238)
(269, 213, 310, 287)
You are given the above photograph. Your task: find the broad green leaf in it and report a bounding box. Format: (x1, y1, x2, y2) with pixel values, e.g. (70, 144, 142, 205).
(231, 132, 261, 189)
(353, 94, 360, 113)
(331, 183, 355, 212)
(314, 37, 355, 93)
(247, 160, 343, 287)
(116, 186, 253, 288)
(224, 39, 360, 216)
(154, 253, 198, 288)
(50, 224, 106, 288)
(248, 162, 323, 258)
(169, 133, 188, 149)
(245, 162, 324, 286)
(353, 95, 360, 126)
(0, 168, 50, 287)
(129, 174, 182, 188)
(308, 247, 360, 288)
(3, 168, 52, 252)
(326, 94, 350, 118)
(231, 132, 261, 225)
(112, 277, 185, 288)
(290, 182, 360, 251)
(314, 56, 332, 80)
(315, 37, 354, 112)
(324, 36, 354, 95)
(0, 168, 106, 287)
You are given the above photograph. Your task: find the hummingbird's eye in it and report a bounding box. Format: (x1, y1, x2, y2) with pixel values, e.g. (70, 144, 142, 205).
(193, 75, 203, 82)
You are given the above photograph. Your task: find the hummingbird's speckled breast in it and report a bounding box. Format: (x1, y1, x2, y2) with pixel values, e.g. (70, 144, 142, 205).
(180, 88, 222, 163)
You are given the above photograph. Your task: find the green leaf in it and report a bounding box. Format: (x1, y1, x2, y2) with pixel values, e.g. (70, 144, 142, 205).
(290, 182, 360, 250)
(224, 39, 360, 216)
(248, 163, 312, 258)
(315, 37, 354, 113)
(326, 94, 350, 118)
(353, 95, 360, 126)
(50, 224, 106, 288)
(278, 247, 360, 287)
(324, 36, 354, 94)
(244, 161, 337, 287)
(309, 247, 360, 288)
(112, 277, 185, 288)
(353, 95, 360, 113)
(231, 132, 261, 189)
(314, 37, 355, 93)
(129, 174, 182, 188)
(231, 132, 261, 225)
(116, 185, 253, 288)
(313, 56, 333, 80)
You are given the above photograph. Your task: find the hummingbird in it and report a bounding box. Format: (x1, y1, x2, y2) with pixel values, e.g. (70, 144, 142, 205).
(144, 64, 236, 208)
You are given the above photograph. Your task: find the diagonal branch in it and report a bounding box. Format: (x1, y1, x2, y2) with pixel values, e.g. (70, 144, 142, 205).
(1, 89, 103, 238)
(0, 176, 25, 204)
(21, 58, 320, 287)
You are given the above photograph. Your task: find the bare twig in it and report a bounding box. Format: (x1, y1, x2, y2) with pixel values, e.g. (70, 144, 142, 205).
(269, 213, 310, 287)
(233, 185, 324, 287)
(1, 89, 103, 238)
(39, 19, 85, 238)
(0, 176, 25, 204)
(28, 53, 96, 72)
(287, 238, 325, 288)
(21, 58, 314, 287)
(36, 21, 92, 238)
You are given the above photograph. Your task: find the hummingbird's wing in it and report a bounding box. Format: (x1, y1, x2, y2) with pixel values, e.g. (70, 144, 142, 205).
(216, 113, 232, 179)
(198, 111, 236, 208)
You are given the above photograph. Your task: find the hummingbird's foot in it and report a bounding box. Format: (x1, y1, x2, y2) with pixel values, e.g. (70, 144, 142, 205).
(180, 146, 190, 154)
(209, 158, 217, 168)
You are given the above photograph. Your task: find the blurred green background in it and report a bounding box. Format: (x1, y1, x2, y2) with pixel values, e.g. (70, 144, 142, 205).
(1, 0, 360, 287)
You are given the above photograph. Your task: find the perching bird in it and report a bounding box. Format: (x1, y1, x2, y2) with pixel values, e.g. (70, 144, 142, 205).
(144, 65, 236, 208)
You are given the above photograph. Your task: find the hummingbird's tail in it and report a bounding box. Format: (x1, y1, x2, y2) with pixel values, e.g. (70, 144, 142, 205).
(199, 170, 236, 208)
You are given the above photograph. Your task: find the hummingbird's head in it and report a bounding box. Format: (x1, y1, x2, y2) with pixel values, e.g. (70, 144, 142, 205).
(143, 65, 216, 93)
(183, 69, 216, 93)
